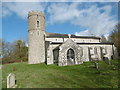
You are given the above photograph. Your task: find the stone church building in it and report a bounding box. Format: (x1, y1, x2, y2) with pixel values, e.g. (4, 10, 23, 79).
(28, 11, 115, 66)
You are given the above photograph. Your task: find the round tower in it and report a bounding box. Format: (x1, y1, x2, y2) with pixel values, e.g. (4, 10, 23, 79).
(28, 11, 45, 64)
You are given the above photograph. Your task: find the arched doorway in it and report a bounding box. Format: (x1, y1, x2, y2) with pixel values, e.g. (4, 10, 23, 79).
(67, 48, 75, 65)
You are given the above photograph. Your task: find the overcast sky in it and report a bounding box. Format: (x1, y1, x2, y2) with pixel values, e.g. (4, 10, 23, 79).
(1, 1, 118, 42)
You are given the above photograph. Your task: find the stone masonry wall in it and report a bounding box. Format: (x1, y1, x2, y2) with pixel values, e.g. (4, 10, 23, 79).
(28, 11, 45, 64)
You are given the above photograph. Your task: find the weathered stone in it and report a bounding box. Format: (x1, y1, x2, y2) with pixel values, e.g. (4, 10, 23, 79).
(0, 65, 2, 69)
(104, 57, 111, 64)
(7, 73, 16, 88)
(0, 66, 2, 90)
(28, 11, 45, 64)
(94, 62, 99, 69)
(28, 11, 116, 66)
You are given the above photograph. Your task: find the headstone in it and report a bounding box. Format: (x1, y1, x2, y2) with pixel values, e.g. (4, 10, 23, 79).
(94, 62, 99, 69)
(0, 65, 2, 69)
(107, 59, 111, 65)
(104, 57, 111, 65)
(0, 67, 2, 90)
(7, 73, 16, 88)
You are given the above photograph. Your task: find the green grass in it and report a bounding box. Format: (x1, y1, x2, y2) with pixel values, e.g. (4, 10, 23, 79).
(2, 60, 119, 88)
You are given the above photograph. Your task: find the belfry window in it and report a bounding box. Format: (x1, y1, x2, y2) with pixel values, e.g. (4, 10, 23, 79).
(37, 21, 39, 27)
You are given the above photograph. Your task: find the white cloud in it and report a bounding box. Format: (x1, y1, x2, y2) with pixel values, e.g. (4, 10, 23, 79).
(2, 2, 117, 37)
(74, 5, 117, 36)
(47, 3, 80, 24)
(47, 3, 117, 37)
(2, 0, 119, 2)
(2, 2, 46, 19)
(75, 30, 90, 36)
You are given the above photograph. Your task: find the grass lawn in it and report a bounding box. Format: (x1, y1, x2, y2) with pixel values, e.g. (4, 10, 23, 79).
(2, 60, 119, 88)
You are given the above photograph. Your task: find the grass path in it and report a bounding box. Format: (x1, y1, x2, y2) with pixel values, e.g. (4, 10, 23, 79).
(2, 60, 119, 88)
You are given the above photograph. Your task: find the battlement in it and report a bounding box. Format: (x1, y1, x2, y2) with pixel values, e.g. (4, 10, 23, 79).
(28, 10, 44, 17)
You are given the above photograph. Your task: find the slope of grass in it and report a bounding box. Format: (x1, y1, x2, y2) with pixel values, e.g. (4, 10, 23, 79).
(2, 60, 119, 88)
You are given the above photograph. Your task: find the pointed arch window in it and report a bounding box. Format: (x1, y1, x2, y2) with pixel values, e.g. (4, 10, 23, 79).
(94, 47, 97, 54)
(80, 47, 83, 57)
(102, 47, 107, 54)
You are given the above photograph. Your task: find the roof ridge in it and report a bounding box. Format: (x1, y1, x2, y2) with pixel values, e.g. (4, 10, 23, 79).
(45, 32, 100, 39)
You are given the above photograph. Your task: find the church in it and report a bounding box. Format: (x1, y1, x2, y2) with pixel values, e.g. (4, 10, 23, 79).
(28, 11, 115, 66)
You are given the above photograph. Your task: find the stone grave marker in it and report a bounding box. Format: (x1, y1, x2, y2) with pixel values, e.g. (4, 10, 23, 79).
(0, 65, 2, 69)
(104, 57, 111, 65)
(94, 62, 99, 70)
(7, 73, 16, 88)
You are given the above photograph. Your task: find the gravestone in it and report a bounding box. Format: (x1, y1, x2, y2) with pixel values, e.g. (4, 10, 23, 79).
(94, 62, 99, 70)
(0, 65, 2, 69)
(0, 66, 2, 90)
(104, 57, 111, 65)
(7, 73, 16, 88)
(107, 59, 111, 65)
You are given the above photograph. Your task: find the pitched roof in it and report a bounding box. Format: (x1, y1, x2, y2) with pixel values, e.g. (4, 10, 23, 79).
(51, 42, 114, 45)
(53, 38, 78, 50)
(45, 32, 100, 39)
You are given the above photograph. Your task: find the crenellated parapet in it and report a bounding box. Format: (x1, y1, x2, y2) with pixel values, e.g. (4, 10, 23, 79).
(28, 10, 44, 17)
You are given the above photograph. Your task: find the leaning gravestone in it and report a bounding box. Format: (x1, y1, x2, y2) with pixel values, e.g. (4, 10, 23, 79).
(7, 73, 16, 88)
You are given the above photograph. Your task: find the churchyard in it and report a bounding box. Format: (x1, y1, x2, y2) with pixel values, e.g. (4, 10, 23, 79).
(2, 59, 119, 88)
